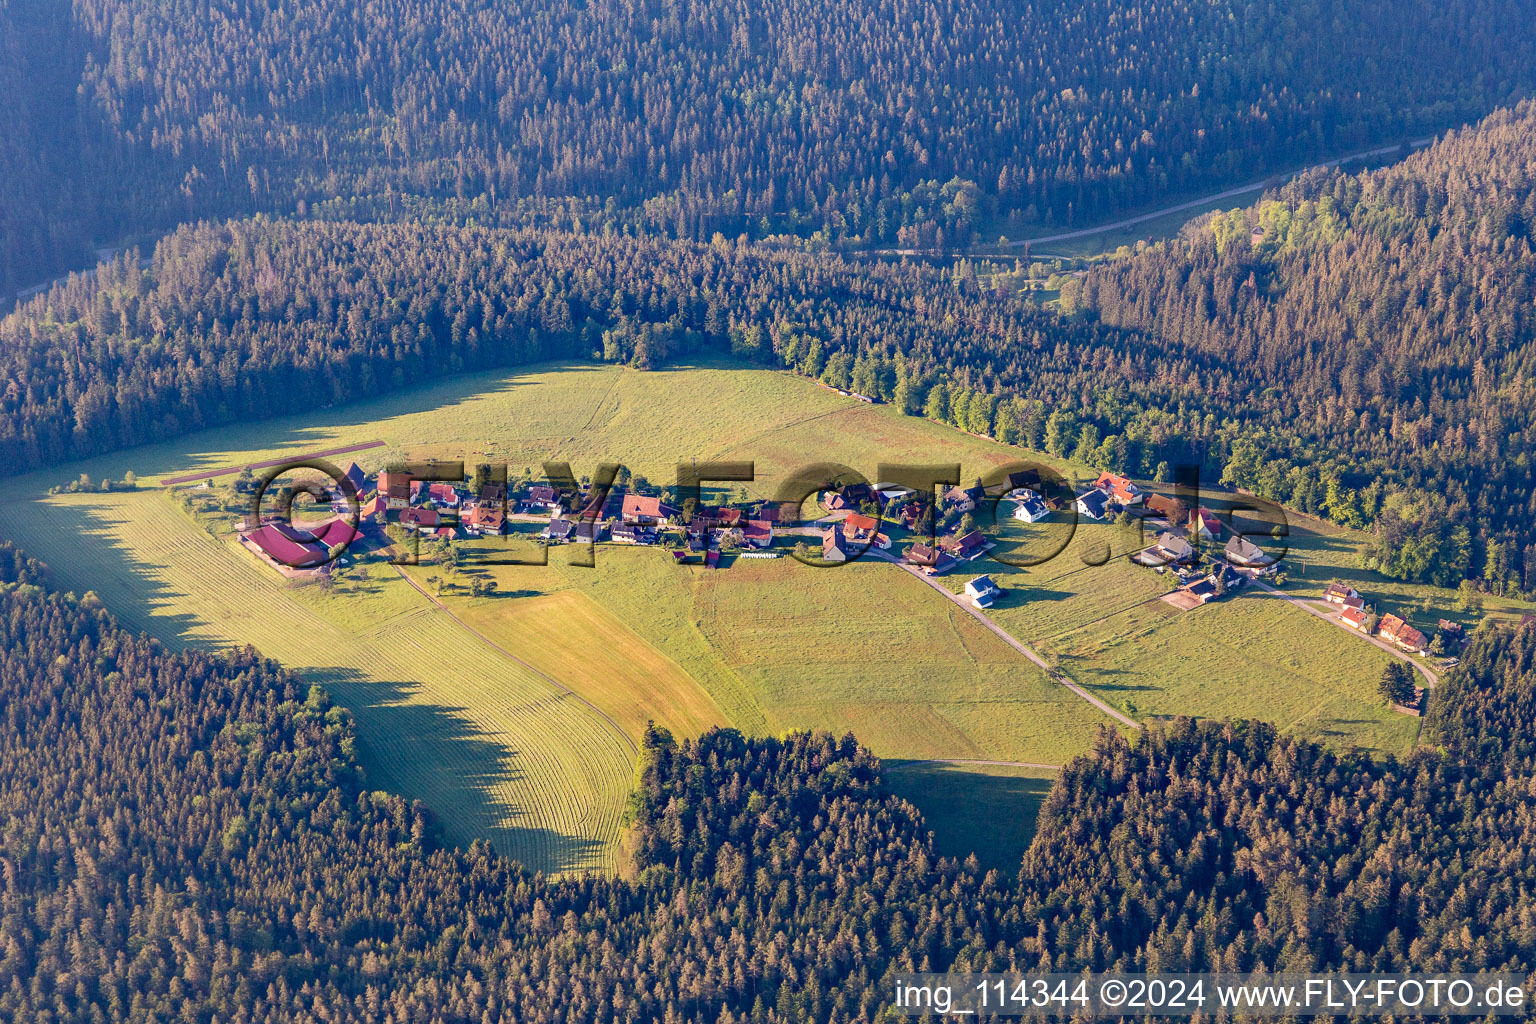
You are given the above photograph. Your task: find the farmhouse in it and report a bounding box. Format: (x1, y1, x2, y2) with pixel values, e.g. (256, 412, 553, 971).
(621, 494, 678, 525)
(1075, 488, 1110, 521)
(574, 521, 606, 543)
(822, 526, 850, 562)
(742, 519, 774, 548)
(906, 543, 955, 575)
(376, 471, 416, 510)
(240, 518, 359, 572)
(1340, 606, 1371, 632)
(964, 575, 1000, 608)
(1379, 614, 1427, 652)
(1324, 583, 1361, 605)
(843, 512, 879, 539)
(1144, 493, 1184, 522)
(1012, 495, 1051, 522)
(1094, 472, 1144, 505)
(477, 481, 507, 506)
(938, 530, 987, 560)
(610, 521, 655, 545)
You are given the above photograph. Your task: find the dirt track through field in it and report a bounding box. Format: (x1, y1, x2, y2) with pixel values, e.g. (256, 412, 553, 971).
(158, 440, 385, 485)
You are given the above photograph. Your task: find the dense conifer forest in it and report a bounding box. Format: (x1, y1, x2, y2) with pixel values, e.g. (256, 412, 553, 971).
(4, 541, 1536, 1022)
(9, 101, 1536, 598)
(1082, 100, 1536, 594)
(4, 0, 1536, 293)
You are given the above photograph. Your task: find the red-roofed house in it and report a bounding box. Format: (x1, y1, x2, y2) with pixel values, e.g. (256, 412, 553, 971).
(466, 505, 504, 535)
(1340, 606, 1371, 632)
(743, 520, 774, 548)
(938, 530, 987, 560)
(428, 483, 461, 508)
(1190, 508, 1223, 540)
(843, 512, 880, 538)
(376, 472, 416, 510)
(1095, 472, 1144, 506)
(622, 494, 678, 525)
(398, 507, 441, 532)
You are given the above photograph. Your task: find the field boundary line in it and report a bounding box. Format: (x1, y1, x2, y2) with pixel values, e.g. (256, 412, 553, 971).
(391, 566, 639, 756)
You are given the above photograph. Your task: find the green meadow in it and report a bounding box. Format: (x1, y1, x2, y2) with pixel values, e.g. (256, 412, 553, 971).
(1, 356, 1505, 868)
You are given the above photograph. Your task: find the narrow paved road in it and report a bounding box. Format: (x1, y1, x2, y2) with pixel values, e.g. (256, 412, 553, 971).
(391, 564, 639, 755)
(1246, 579, 1439, 688)
(869, 549, 1143, 730)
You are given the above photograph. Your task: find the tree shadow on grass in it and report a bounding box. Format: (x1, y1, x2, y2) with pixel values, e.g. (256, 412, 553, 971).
(3, 497, 615, 877)
(885, 762, 1057, 872)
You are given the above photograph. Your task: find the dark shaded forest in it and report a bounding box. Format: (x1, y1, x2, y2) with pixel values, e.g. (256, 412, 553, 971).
(1083, 100, 1536, 594)
(5, 0, 1536, 293)
(4, 540, 1536, 1022)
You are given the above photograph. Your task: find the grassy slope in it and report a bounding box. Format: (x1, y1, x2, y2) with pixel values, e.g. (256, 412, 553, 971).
(3, 356, 1515, 857)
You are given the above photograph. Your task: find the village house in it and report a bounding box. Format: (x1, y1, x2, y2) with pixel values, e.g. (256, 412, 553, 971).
(526, 485, 561, 511)
(621, 494, 678, 525)
(427, 483, 461, 508)
(1152, 531, 1196, 564)
(1143, 493, 1185, 524)
(1189, 507, 1223, 540)
(1324, 583, 1361, 605)
(1224, 535, 1271, 567)
(742, 519, 774, 548)
(397, 507, 441, 533)
(1075, 488, 1110, 521)
(964, 575, 1000, 609)
(610, 521, 655, 545)
(1379, 614, 1427, 652)
(574, 521, 606, 544)
(464, 504, 505, 536)
(938, 530, 987, 561)
(1094, 472, 1144, 506)
(478, 481, 507, 506)
(376, 471, 416, 510)
(941, 484, 985, 512)
(822, 525, 850, 562)
(1340, 606, 1371, 632)
(1012, 493, 1051, 523)
(540, 517, 576, 542)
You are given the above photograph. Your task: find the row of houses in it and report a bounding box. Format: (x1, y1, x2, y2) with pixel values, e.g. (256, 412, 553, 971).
(1327, 584, 1430, 652)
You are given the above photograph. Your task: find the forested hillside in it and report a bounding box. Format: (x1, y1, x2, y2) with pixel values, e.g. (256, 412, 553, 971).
(5, 0, 1536, 292)
(1082, 100, 1536, 595)
(8, 187, 1536, 594)
(4, 540, 1536, 1022)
